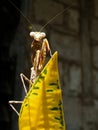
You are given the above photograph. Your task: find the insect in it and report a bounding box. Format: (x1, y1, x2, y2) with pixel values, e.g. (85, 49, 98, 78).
(30, 31, 52, 83)
(8, 0, 73, 85)
(9, 30, 52, 115)
(8, 0, 73, 121)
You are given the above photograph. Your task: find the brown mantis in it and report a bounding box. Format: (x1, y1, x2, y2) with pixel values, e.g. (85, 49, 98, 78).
(9, 31, 52, 115)
(8, 0, 73, 115)
(30, 31, 52, 83)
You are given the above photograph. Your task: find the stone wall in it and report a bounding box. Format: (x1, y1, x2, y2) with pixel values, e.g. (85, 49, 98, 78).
(10, 0, 98, 130)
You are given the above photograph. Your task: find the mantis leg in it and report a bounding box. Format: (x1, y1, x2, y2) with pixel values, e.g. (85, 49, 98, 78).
(20, 73, 32, 94)
(43, 38, 52, 57)
(9, 74, 31, 116)
(9, 101, 23, 116)
(39, 38, 52, 71)
(33, 50, 41, 73)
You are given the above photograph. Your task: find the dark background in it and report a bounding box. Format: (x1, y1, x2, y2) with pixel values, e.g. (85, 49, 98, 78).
(0, 0, 21, 130)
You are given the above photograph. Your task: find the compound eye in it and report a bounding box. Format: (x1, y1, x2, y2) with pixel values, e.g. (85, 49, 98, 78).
(41, 32, 46, 38)
(30, 32, 35, 37)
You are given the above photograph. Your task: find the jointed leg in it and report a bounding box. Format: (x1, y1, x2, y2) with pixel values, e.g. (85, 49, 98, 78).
(39, 38, 52, 71)
(9, 73, 31, 116)
(43, 38, 52, 57)
(9, 100, 23, 116)
(20, 73, 32, 94)
(33, 50, 41, 73)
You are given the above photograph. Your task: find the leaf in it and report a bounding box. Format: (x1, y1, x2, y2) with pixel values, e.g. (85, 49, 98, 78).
(19, 51, 66, 130)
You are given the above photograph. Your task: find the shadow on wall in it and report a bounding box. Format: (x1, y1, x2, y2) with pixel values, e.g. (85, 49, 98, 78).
(0, 0, 21, 130)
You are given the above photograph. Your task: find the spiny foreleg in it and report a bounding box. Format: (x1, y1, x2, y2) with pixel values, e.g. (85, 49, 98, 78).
(39, 38, 52, 71)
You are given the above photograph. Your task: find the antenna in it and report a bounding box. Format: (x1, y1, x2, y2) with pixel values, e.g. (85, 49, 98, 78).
(8, 0, 73, 32)
(39, 4, 73, 32)
(8, 0, 37, 31)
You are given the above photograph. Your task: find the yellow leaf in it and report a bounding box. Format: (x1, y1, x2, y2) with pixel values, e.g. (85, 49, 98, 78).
(19, 51, 66, 130)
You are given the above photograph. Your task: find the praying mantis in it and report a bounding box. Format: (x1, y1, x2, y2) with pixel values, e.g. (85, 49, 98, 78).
(8, 2, 75, 130)
(9, 31, 52, 115)
(8, 0, 73, 116)
(30, 31, 52, 83)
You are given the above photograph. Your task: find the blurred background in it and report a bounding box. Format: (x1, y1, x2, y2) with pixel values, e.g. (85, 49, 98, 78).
(0, 0, 98, 130)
